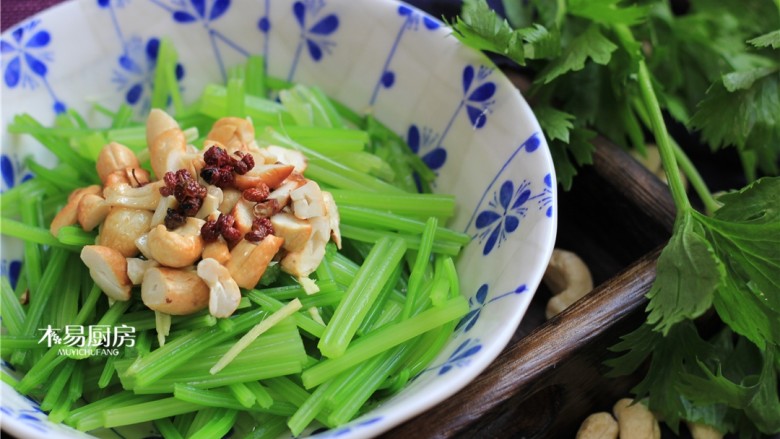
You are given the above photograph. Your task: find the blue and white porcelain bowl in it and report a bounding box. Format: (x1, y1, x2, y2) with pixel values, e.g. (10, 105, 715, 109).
(0, 0, 557, 437)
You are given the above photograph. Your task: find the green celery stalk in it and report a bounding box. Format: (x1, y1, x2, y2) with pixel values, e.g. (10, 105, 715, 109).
(226, 66, 246, 117)
(228, 382, 257, 408)
(402, 217, 438, 319)
(357, 263, 402, 336)
(56, 226, 97, 247)
(328, 189, 456, 218)
(101, 397, 201, 428)
(0, 276, 25, 335)
(65, 392, 158, 430)
(287, 381, 333, 436)
(340, 224, 461, 256)
(199, 84, 292, 125)
(154, 418, 184, 439)
(339, 206, 470, 245)
(245, 291, 325, 338)
(174, 384, 260, 411)
(244, 381, 274, 409)
(98, 355, 118, 389)
(245, 413, 290, 439)
(318, 236, 407, 358)
(188, 408, 237, 439)
(302, 296, 469, 388)
(244, 55, 267, 98)
(0, 217, 82, 251)
(40, 361, 76, 411)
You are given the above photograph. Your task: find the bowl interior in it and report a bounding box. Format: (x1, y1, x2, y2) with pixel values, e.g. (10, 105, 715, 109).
(0, 0, 557, 437)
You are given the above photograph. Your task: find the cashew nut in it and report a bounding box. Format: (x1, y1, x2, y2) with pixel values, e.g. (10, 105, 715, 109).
(219, 188, 242, 214)
(281, 216, 329, 278)
(150, 195, 177, 228)
(50, 185, 102, 237)
(146, 110, 196, 179)
(290, 180, 325, 219)
(322, 190, 341, 249)
(80, 245, 132, 301)
(126, 257, 160, 285)
(77, 193, 110, 232)
(267, 172, 308, 207)
(686, 422, 723, 439)
(141, 267, 210, 315)
(95, 142, 140, 184)
(197, 258, 242, 318)
(146, 217, 205, 268)
(195, 185, 223, 219)
(266, 145, 307, 173)
(225, 235, 284, 289)
(97, 207, 153, 257)
(202, 237, 231, 265)
(103, 181, 164, 211)
(270, 212, 312, 253)
(230, 198, 257, 236)
(576, 412, 619, 439)
(613, 398, 661, 439)
(233, 163, 294, 191)
(543, 249, 593, 319)
(206, 117, 257, 153)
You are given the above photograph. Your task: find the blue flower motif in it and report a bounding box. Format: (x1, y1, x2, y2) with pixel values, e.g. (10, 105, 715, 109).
(475, 180, 531, 255)
(1, 20, 65, 114)
(111, 37, 185, 110)
(1, 259, 23, 290)
(461, 65, 496, 129)
(168, 0, 231, 23)
(1, 154, 34, 193)
(313, 417, 382, 437)
(407, 124, 446, 171)
(539, 173, 554, 218)
(293, 0, 339, 62)
(456, 283, 527, 333)
(437, 338, 481, 375)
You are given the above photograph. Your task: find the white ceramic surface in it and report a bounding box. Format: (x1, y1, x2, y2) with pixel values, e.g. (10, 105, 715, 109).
(0, 0, 557, 437)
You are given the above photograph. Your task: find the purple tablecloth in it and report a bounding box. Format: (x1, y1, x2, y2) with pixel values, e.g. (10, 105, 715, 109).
(2, 0, 64, 32)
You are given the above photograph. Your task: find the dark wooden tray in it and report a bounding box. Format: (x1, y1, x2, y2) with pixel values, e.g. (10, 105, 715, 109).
(384, 136, 678, 438)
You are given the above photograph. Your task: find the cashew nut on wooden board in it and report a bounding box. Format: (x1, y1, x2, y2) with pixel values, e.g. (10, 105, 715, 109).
(576, 398, 725, 439)
(54, 109, 342, 344)
(542, 248, 594, 319)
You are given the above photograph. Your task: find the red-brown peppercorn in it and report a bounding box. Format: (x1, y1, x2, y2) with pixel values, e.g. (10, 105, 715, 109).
(242, 184, 269, 202)
(245, 217, 274, 242)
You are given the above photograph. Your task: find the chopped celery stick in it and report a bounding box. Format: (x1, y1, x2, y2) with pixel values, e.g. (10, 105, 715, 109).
(245, 55, 267, 98)
(111, 104, 135, 129)
(40, 361, 76, 411)
(257, 279, 340, 301)
(226, 66, 246, 117)
(23, 160, 81, 193)
(288, 381, 333, 436)
(65, 392, 157, 429)
(199, 84, 292, 125)
(0, 217, 82, 251)
(244, 381, 274, 409)
(443, 256, 460, 300)
(56, 226, 97, 246)
(328, 151, 395, 181)
(47, 390, 72, 423)
(174, 384, 260, 411)
(154, 418, 184, 439)
(319, 237, 407, 359)
(0, 276, 25, 335)
(246, 413, 290, 439)
(98, 355, 118, 389)
(277, 126, 368, 152)
(339, 206, 470, 245)
(151, 38, 176, 110)
(188, 409, 237, 439)
(68, 361, 85, 402)
(126, 308, 269, 385)
(245, 292, 325, 338)
(0, 336, 39, 353)
(12, 248, 69, 365)
(307, 85, 346, 129)
(211, 298, 302, 374)
(302, 296, 469, 388)
(102, 397, 200, 428)
(402, 217, 438, 319)
(358, 263, 402, 336)
(228, 382, 257, 408)
(329, 189, 456, 218)
(340, 224, 461, 256)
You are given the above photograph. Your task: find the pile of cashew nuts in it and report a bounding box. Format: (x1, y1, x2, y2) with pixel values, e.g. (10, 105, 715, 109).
(577, 398, 723, 439)
(51, 109, 340, 319)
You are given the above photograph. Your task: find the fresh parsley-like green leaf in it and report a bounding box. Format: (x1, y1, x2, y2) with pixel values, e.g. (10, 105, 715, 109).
(748, 29, 780, 49)
(547, 127, 596, 191)
(534, 105, 574, 143)
(568, 0, 650, 26)
(450, 0, 527, 64)
(535, 25, 618, 84)
(645, 212, 725, 334)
